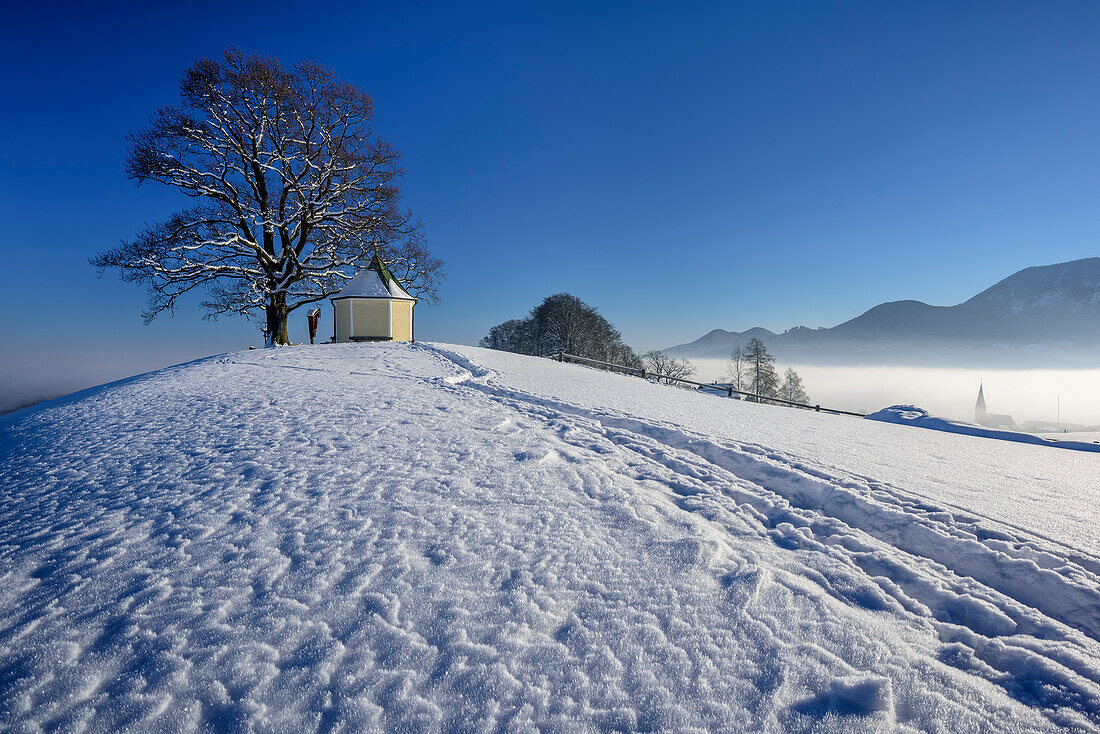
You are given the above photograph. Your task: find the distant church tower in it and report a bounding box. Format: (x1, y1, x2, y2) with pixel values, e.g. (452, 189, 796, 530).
(972, 383, 1018, 429)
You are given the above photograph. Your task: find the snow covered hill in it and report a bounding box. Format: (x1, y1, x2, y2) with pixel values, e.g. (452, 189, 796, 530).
(1, 343, 1099, 732)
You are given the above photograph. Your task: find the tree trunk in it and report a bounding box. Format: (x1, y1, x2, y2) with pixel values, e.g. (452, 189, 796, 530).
(266, 293, 290, 346)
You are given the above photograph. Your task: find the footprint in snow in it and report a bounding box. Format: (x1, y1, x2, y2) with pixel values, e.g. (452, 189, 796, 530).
(513, 449, 568, 464)
(790, 674, 895, 719)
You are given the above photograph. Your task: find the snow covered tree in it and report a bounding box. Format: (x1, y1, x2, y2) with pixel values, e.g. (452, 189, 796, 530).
(642, 351, 696, 385)
(726, 345, 748, 392)
(743, 337, 779, 401)
(92, 48, 442, 345)
(777, 366, 810, 405)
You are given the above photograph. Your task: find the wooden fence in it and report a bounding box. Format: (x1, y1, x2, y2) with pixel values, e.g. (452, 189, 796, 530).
(552, 351, 865, 417)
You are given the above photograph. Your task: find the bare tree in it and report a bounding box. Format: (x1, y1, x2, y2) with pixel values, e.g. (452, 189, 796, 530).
(480, 293, 640, 367)
(92, 48, 442, 345)
(606, 340, 643, 371)
(726, 345, 748, 392)
(777, 366, 810, 405)
(479, 319, 535, 355)
(642, 350, 696, 385)
(743, 337, 779, 401)
(532, 294, 600, 357)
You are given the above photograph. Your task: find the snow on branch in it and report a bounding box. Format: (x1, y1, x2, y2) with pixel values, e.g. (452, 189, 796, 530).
(93, 48, 443, 341)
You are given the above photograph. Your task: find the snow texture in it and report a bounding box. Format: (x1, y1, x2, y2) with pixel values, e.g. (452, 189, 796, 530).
(1, 343, 1099, 732)
(866, 405, 1100, 453)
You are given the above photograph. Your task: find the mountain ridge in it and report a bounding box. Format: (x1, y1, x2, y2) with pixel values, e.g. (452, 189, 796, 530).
(665, 257, 1100, 364)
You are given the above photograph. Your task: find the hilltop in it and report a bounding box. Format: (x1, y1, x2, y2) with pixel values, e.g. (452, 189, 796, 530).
(1, 343, 1098, 731)
(667, 257, 1100, 364)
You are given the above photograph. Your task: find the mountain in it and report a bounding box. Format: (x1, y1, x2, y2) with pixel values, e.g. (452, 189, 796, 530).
(965, 257, 1100, 316)
(673, 326, 777, 356)
(1, 343, 1098, 729)
(666, 257, 1100, 364)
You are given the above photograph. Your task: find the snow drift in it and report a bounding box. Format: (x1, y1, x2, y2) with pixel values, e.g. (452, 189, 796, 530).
(1, 343, 1098, 732)
(866, 404, 1100, 452)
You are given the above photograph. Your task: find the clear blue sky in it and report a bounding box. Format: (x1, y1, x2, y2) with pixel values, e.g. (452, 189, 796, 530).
(2, 1, 1098, 406)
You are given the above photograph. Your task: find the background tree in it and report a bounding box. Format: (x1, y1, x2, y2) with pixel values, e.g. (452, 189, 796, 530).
(604, 340, 643, 371)
(726, 345, 748, 392)
(478, 319, 534, 355)
(642, 351, 696, 385)
(480, 293, 640, 366)
(93, 48, 442, 345)
(743, 337, 779, 401)
(777, 366, 810, 405)
(530, 293, 601, 357)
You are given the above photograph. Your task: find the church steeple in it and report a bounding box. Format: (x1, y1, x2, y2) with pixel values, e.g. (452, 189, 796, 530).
(975, 383, 987, 421)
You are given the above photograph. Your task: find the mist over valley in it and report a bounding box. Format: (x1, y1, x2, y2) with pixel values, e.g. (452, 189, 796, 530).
(667, 258, 1100, 426)
(689, 359, 1100, 428)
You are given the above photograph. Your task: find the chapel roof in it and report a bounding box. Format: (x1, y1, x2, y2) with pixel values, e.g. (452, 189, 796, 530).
(331, 253, 415, 301)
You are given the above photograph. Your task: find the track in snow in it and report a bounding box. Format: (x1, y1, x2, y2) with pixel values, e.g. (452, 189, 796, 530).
(2, 342, 1098, 732)
(420, 343, 1100, 728)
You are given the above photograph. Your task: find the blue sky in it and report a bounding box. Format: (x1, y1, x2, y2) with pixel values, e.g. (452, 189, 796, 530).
(2, 1, 1099, 406)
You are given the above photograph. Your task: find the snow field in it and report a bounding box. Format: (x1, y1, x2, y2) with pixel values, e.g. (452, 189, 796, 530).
(0, 343, 1097, 732)
(463, 346, 1100, 557)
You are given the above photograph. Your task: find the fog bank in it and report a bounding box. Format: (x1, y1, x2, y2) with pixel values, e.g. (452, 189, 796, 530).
(691, 359, 1100, 427)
